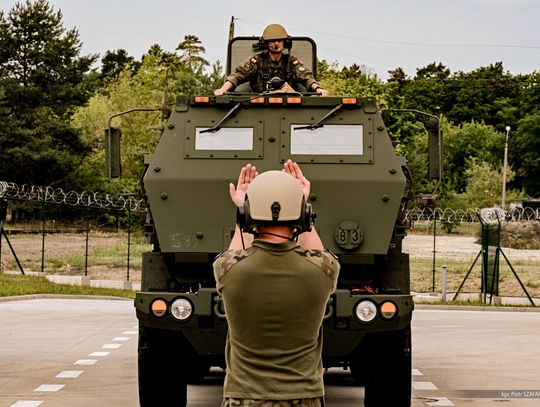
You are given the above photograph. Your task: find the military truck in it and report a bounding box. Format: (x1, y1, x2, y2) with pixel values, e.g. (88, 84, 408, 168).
(109, 36, 418, 407)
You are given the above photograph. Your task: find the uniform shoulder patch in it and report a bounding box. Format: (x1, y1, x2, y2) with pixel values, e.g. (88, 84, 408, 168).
(293, 58, 302, 65)
(294, 248, 340, 280)
(213, 247, 255, 280)
(250, 57, 257, 64)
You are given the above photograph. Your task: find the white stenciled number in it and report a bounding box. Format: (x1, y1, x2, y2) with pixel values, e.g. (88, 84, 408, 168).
(171, 233, 198, 248)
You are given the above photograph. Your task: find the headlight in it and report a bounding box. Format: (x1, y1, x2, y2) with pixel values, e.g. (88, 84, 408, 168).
(170, 298, 193, 321)
(354, 300, 377, 322)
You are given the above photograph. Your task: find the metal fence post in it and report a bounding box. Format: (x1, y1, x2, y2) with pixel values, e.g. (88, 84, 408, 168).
(84, 207, 91, 277)
(41, 201, 46, 273)
(441, 265, 447, 302)
(432, 211, 437, 292)
(126, 209, 132, 282)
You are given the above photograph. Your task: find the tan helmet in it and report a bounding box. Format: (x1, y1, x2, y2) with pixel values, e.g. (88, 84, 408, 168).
(262, 24, 288, 41)
(246, 171, 303, 222)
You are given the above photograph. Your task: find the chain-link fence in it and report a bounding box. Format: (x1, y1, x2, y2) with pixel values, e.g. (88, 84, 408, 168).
(0, 182, 147, 282)
(1, 180, 539, 300)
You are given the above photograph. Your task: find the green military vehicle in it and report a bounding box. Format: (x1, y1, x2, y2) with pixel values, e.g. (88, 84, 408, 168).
(114, 36, 417, 406)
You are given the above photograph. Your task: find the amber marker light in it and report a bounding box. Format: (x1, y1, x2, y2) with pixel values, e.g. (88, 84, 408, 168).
(194, 96, 209, 103)
(150, 299, 168, 317)
(268, 97, 283, 104)
(342, 98, 357, 105)
(250, 97, 265, 104)
(380, 301, 397, 319)
(287, 97, 301, 104)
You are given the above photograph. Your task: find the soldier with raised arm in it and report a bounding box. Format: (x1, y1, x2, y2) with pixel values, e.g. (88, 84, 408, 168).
(213, 160, 339, 407)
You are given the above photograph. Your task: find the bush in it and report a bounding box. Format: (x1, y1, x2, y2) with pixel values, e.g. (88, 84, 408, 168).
(500, 222, 540, 249)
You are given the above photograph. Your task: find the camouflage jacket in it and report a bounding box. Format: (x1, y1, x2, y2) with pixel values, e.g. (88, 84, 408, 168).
(225, 52, 318, 93)
(222, 397, 323, 407)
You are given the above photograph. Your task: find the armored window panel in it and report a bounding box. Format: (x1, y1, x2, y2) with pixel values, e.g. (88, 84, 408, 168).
(184, 119, 264, 159)
(195, 127, 253, 151)
(280, 115, 374, 164)
(290, 124, 363, 155)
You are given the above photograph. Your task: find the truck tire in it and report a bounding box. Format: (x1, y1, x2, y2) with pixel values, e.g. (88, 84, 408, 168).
(187, 359, 210, 384)
(138, 325, 187, 407)
(363, 325, 412, 407)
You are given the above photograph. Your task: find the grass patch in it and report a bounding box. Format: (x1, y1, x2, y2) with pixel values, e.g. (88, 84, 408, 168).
(0, 272, 135, 299)
(410, 256, 540, 297)
(417, 299, 536, 307)
(409, 221, 479, 236)
(1, 231, 150, 276)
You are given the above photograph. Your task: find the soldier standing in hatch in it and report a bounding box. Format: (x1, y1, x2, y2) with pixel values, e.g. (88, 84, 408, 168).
(214, 24, 329, 96)
(213, 160, 339, 407)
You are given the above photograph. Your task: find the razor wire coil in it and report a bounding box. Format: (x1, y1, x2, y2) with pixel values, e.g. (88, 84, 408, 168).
(1, 180, 538, 220)
(0, 181, 146, 212)
(404, 206, 539, 223)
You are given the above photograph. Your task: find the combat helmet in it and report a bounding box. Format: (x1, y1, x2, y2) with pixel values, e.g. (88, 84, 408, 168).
(262, 24, 289, 41)
(237, 171, 314, 235)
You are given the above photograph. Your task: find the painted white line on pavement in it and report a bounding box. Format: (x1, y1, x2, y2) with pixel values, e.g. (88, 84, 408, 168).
(34, 384, 65, 392)
(89, 351, 111, 357)
(412, 368, 423, 376)
(9, 402, 43, 407)
(434, 325, 463, 329)
(123, 330, 138, 335)
(74, 359, 97, 366)
(412, 381, 438, 390)
(102, 343, 122, 349)
(112, 336, 131, 341)
(56, 370, 83, 378)
(426, 397, 455, 406)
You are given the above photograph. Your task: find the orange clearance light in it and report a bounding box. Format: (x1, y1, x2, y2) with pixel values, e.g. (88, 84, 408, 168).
(287, 97, 301, 104)
(194, 96, 209, 103)
(268, 97, 283, 104)
(251, 97, 265, 104)
(151, 299, 168, 317)
(342, 98, 357, 105)
(380, 301, 397, 320)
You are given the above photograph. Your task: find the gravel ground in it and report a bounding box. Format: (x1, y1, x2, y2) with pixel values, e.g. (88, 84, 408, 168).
(403, 234, 540, 261)
(2, 232, 539, 295)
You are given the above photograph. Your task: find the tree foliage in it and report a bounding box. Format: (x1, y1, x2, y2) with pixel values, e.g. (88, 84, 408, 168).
(0, 0, 96, 186)
(2, 5, 539, 203)
(441, 158, 522, 210)
(72, 36, 223, 193)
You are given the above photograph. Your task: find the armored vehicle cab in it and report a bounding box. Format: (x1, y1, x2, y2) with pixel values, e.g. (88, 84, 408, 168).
(132, 36, 413, 406)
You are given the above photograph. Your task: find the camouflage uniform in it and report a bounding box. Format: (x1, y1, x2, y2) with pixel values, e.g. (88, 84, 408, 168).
(213, 239, 339, 406)
(222, 397, 323, 407)
(225, 52, 319, 93)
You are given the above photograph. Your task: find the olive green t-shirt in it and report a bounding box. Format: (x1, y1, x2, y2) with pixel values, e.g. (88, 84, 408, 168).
(213, 239, 340, 400)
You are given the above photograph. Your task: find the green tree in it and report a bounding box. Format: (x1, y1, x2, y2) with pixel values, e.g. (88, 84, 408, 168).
(512, 113, 540, 197)
(317, 60, 389, 106)
(0, 0, 97, 186)
(100, 49, 139, 84)
(449, 62, 520, 128)
(73, 37, 224, 193)
(442, 121, 504, 193)
(442, 158, 522, 209)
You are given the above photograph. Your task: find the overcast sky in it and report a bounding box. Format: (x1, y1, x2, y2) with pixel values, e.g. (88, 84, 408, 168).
(2, 0, 539, 80)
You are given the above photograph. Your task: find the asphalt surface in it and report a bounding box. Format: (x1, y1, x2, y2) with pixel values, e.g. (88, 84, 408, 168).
(1, 298, 539, 407)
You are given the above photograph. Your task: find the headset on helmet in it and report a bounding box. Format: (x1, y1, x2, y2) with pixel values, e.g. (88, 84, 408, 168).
(236, 171, 314, 236)
(259, 23, 292, 50)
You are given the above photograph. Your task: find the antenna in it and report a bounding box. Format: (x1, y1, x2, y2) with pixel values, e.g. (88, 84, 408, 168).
(228, 16, 235, 42)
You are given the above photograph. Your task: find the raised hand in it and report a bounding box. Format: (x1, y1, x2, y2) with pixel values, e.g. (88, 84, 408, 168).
(229, 163, 257, 207)
(283, 159, 310, 200)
